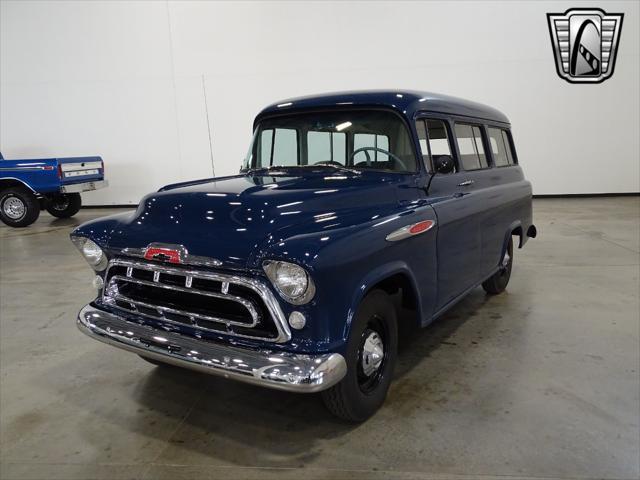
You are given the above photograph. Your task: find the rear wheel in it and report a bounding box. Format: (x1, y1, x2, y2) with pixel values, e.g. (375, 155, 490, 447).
(0, 187, 40, 227)
(322, 290, 397, 422)
(482, 237, 513, 294)
(45, 193, 81, 218)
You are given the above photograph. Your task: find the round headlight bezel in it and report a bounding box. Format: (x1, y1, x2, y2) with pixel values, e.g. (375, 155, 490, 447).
(71, 236, 108, 271)
(263, 260, 316, 305)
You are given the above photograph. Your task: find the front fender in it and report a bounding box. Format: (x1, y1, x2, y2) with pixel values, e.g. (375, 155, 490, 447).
(341, 260, 425, 340)
(258, 203, 438, 354)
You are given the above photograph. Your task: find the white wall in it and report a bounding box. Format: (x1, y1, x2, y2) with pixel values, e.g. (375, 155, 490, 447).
(1, 0, 638, 204)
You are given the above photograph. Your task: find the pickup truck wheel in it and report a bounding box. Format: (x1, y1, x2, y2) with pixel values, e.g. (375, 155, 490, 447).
(45, 193, 81, 218)
(0, 187, 40, 227)
(321, 289, 397, 422)
(482, 237, 513, 294)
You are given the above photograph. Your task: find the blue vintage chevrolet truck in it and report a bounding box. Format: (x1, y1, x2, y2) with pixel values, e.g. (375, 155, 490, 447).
(0, 152, 107, 227)
(71, 91, 536, 421)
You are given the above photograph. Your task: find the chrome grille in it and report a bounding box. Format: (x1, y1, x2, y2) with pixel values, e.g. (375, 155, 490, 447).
(102, 259, 290, 343)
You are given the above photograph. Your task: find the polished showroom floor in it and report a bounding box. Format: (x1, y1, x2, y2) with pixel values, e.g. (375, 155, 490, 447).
(0, 198, 638, 480)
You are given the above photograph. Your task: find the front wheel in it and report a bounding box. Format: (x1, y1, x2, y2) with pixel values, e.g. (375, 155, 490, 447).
(322, 289, 397, 422)
(0, 187, 40, 227)
(482, 237, 513, 294)
(45, 193, 81, 218)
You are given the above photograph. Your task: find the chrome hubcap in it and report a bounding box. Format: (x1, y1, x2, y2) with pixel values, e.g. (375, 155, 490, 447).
(501, 251, 511, 268)
(361, 331, 384, 377)
(3, 197, 25, 220)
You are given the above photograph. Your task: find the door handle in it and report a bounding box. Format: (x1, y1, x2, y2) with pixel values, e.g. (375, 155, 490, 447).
(457, 180, 474, 187)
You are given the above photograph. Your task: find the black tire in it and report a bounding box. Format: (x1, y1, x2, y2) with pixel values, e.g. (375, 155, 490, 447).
(45, 193, 81, 218)
(322, 289, 398, 422)
(138, 355, 170, 367)
(482, 237, 514, 294)
(0, 187, 40, 227)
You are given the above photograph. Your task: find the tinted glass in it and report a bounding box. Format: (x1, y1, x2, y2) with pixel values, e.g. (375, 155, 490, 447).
(455, 124, 488, 170)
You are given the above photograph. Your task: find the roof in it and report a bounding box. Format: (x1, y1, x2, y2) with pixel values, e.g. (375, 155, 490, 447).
(255, 90, 510, 125)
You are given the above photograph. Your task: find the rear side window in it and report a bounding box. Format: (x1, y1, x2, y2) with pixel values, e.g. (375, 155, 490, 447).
(488, 127, 515, 167)
(454, 124, 488, 170)
(415, 119, 455, 172)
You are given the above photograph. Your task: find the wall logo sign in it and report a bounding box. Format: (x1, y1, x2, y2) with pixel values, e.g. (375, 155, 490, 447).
(547, 8, 623, 84)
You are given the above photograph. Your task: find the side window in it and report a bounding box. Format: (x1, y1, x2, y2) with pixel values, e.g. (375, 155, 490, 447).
(501, 130, 515, 164)
(415, 119, 454, 172)
(259, 128, 298, 166)
(487, 127, 516, 167)
(353, 133, 390, 163)
(307, 131, 346, 165)
(454, 124, 488, 170)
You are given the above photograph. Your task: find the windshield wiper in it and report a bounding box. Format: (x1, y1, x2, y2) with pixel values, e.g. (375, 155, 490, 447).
(245, 164, 361, 175)
(244, 166, 294, 174)
(303, 164, 362, 175)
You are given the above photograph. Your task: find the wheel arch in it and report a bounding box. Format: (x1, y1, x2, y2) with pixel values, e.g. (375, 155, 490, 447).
(343, 262, 423, 341)
(500, 221, 524, 264)
(0, 178, 37, 193)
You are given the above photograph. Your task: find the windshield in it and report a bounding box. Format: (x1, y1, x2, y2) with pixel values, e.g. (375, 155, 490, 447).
(243, 110, 417, 173)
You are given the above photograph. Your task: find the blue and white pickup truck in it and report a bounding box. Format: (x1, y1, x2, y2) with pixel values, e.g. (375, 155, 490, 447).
(0, 152, 107, 227)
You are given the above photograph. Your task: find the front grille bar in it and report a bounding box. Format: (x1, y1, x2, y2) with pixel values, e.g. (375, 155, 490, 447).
(102, 259, 291, 343)
(109, 275, 260, 327)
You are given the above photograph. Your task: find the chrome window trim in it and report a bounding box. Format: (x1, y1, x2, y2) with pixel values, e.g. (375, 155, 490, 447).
(102, 259, 292, 343)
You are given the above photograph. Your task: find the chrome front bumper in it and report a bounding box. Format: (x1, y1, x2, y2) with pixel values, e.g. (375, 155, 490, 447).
(61, 180, 108, 193)
(77, 304, 347, 393)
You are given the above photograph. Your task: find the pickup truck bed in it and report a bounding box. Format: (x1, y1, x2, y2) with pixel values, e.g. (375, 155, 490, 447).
(0, 153, 108, 227)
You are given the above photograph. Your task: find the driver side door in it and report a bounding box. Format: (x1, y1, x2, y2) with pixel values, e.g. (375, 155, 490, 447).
(415, 116, 483, 311)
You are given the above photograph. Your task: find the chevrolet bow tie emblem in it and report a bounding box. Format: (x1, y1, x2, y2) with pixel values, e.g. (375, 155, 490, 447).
(144, 247, 183, 264)
(547, 8, 624, 84)
(136, 243, 223, 267)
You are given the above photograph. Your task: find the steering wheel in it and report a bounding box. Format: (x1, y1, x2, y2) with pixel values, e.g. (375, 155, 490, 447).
(349, 147, 408, 171)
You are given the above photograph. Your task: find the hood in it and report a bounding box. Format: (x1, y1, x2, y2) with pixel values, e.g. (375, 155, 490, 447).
(97, 171, 407, 269)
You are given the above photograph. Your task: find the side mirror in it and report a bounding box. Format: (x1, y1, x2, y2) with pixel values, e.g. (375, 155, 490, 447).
(433, 155, 455, 174)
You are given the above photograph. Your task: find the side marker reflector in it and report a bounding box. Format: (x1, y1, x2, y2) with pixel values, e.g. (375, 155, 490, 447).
(386, 220, 436, 242)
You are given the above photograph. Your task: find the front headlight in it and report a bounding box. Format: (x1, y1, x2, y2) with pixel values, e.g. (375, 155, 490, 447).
(71, 236, 108, 271)
(263, 260, 316, 305)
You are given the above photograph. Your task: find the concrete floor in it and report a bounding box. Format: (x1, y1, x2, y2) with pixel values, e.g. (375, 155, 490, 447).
(0, 197, 638, 480)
